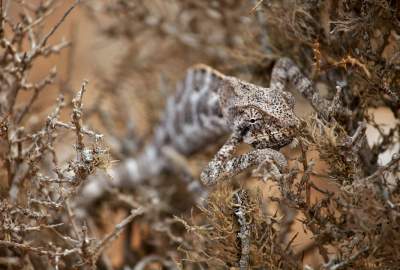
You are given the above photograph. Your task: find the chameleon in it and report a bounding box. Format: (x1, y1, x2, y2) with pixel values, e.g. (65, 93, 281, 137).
(81, 58, 326, 202)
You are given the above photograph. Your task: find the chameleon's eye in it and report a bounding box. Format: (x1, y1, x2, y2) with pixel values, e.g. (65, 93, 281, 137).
(249, 119, 256, 124)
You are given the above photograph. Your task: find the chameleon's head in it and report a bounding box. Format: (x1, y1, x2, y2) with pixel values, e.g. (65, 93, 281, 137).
(219, 77, 301, 150)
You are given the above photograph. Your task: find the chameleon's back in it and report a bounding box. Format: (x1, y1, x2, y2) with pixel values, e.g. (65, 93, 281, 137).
(152, 64, 230, 155)
(81, 65, 231, 200)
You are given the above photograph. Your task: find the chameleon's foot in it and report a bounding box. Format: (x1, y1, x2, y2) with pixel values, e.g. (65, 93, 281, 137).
(201, 147, 288, 186)
(201, 166, 223, 186)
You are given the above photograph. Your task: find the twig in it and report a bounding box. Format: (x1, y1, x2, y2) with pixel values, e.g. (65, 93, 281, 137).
(72, 80, 88, 151)
(250, 0, 264, 14)
(325, 247, 369, 270)
(251, 0, 273, 54)
(327, 84, 343, 117)
(39, 0, 80, 47)
(7, 223, 64, 233)
(0, 240, 78, 258)
(0, 0, 4, 39)
(93, 207, 147, 258)
(16, 68, 57, 124)
(233, 189, 251, 270)
(362, 153, 400, 182)
(53, 120, 102, 139)
(133, 255, 178, 270)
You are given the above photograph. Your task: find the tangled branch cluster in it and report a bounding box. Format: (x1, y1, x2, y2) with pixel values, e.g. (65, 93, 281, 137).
(0, 1, 128, 269)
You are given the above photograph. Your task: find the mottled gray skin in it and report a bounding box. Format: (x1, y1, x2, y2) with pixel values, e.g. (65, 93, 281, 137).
(82, 58, 319, 202)
(200, 59, 302, 185)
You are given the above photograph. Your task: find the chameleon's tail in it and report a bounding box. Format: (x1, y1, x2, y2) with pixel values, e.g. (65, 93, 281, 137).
(78, 64, 231, 209)
(78, 138, 208, 209)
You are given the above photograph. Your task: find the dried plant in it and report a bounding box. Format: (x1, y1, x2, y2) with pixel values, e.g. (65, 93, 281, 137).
(0, 1, 134, 269)
(1, 0, 400, 270)
(176, 184, 301, 269)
